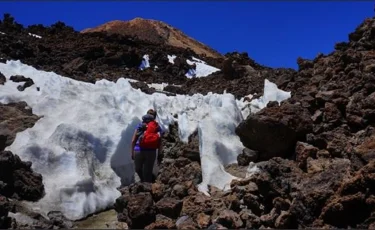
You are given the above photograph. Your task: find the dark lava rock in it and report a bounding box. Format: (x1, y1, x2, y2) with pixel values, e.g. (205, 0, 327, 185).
(237, 148, 258, 166)
(236, 102, 313, 161)
(0, 150, 45, 201)
(0, 72, 5, 85)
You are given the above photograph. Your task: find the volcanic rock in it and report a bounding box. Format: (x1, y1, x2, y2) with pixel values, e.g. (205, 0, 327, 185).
(237, 148, 258, 166)
(145, 214, 176, 229)
(0, 150, 45, 201)
(0, 196, 11, 229)
(0, 72, 5, 85)
(155, 197, 183, 219)
(0, 102, 40, 151)
(81, 18, 223, 59)
(115, 192, 156, 229)
(236, 102, 313, 161)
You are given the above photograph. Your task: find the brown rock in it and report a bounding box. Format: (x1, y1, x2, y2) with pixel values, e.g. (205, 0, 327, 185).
(237, 148, 258, 166)
(215, 209, 243, 229)
(151, 182, 165, 202)
(275, 211, 296, 228)
(145, 214, 176, 229)
(176, 216, 198, 229)
(0, 72, 5, 85)
(0, 195, 11, 229)
(236, 102, 313, 161)
(295, 142, 318, 170)
(354, 133, 375, 163)
(181, 194, 213, 219)
(0, 150, 45, 201)
(273, 197, 291, 212)
(115, 192, 156, 229)
(172, 184, 188, 199)
(320, 192, 370, 228)
(323, 102, 342, 124)
(231, 179, 259, 196)
(0, 102, 40, 151)
(317, 149, 330, 158)
(179, 130, 200, 162)
(225, 194, 241, 212)
(259, 208, 278, 227)
(155, 197, 182, 219)
(311, 110, 323, 123)
(196, 212, 211, 228)
(239, 209, 261, 229)
(243, 193, 262, 216)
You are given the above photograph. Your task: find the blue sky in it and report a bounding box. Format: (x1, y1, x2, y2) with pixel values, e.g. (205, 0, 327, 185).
(0, 1, 373, 69)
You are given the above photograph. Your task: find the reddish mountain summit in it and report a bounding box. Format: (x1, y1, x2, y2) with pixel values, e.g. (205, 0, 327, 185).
(81, 17, 223, 59)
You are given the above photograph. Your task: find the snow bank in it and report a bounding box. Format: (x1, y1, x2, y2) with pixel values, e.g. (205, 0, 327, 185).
(139, 54, 150, 70)
(186, 57, 220, 78)
(167, 55, 176, 64)
(28, 32, 42, 39)
(248, 79, 291, 113)
(0, 60, 245, 220)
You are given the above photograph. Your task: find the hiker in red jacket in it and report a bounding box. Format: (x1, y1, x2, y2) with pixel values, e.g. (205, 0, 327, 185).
(131, 109, 163, 183)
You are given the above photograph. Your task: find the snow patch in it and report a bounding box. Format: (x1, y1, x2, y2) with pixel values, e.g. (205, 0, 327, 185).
(28, 33, 42, 39)
(167, 55, 176, 64)
(185, 57, 220, 78)
(0, 60, 245, 220)
(139, 54, 150, 70)
(147, 82, 169, 91)
(248, 79, 291, 113)
(0, 31, 5, 35)
(245, 162, 260, 178)
(8, 212, 37, 226)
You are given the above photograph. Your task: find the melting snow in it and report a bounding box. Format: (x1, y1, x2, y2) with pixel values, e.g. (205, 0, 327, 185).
(0, 60, 290, 220)
(28, 33, 42, 39)
(139, 54, 150, 70)
(167, 55, 176, 64)
(147, 82, 169, 91)
(245, 162, 260, 178)
(186, 57, 220, 78)
(248, 79, 291, 113)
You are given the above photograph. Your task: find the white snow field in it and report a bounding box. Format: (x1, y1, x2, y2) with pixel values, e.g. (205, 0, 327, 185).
(0, 60, 290, 220)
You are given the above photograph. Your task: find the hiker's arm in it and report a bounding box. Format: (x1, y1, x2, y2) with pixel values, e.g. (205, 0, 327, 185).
(131, 130, 138, 159)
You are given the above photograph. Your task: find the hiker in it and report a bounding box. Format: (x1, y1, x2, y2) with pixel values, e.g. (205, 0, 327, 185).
(131, 109, 163, 183)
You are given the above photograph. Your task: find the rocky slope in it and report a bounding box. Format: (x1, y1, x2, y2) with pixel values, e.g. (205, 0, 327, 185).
(0, 13, 293, 100)
(234, 16, 375, 228)
(81, 18, 223, 59)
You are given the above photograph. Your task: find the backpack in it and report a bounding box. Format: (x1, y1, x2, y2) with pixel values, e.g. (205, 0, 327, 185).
(139, 120, 160, 149)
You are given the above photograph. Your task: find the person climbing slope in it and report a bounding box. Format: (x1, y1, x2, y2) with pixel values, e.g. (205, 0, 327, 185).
(130, 109, 163, 183)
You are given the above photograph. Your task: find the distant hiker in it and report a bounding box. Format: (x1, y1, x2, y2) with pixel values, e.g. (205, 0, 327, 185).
(131, 109, 163, 183)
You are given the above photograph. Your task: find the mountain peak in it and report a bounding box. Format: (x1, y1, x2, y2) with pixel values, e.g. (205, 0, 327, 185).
(81, 17, 223, 59)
